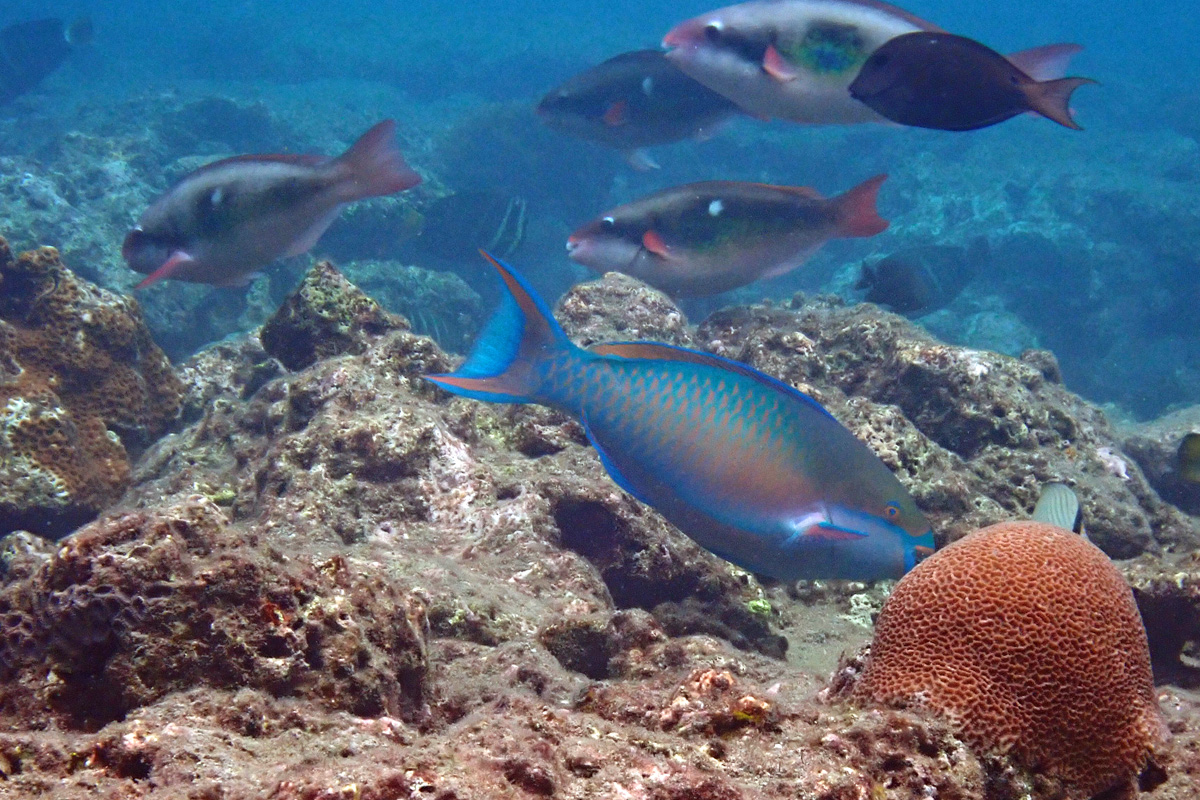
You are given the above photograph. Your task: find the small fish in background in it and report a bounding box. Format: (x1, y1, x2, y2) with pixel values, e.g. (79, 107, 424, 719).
(849, 32, 1096, 131)
(1179, 434, 1200, 483)
(568, 175, 888, 297)
(537, 49, 740, 170)
(662, 0, 940, 124)
(1031, 482, 1084, 534)
(0, 17, 93, 105)
(427, 252, 935, 581)
(405, 190, 528, 262)
(855, 237, 988, 316)
(124, 120, 421, 289)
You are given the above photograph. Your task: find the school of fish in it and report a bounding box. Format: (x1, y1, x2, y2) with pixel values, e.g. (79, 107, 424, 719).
(96, 0, 1103, 582)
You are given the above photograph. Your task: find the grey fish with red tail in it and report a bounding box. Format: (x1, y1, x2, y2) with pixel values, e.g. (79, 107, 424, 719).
(568, 175, 888, 297)
(848, 32, 1096, 131)
(124, 119, 421, 289)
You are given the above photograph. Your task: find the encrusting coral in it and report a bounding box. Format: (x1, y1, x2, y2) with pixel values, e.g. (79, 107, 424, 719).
(0, 237, 182, 539)
(852, 520, 1167, 799)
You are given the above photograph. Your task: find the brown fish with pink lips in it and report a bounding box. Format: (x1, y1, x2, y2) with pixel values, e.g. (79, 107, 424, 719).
(567, 175, 888, 297)
(123, 120, 421, 289)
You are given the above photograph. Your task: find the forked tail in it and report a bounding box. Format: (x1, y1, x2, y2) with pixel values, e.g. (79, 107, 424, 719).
(425, 252, 574, 403)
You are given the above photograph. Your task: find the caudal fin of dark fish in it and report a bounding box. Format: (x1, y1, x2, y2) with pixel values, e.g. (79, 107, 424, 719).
(1023, 76, 1097, 130)
(1179, 433, 1200, 483)
(332, 119, 422, 202)
(1032, 482, 1084, 533)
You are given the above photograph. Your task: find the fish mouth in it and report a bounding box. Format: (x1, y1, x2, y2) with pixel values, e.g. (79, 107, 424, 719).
(565, 237, 579, 255)
(662, 20, 704, 50)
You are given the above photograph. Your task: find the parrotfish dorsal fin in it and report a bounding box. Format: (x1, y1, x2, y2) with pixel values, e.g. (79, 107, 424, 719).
(745, 183, 823, 200)
(589, 341, 839, 424)
(194, 153, 328, 175)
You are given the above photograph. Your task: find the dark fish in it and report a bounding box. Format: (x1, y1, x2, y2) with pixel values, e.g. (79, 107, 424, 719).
(410, 190, 527, 262)
(124, 120, 421, 289)
(569, 175, 888, 297)
(848, 31, 1096, 131)
(1031, 482, 1083, 534)
(1180, 433, 1200, 484)
(0, 17, 93, 104)
(427, 252, 935, 581)
(537, 49, 740, 169)
(855, 237, 987, 315)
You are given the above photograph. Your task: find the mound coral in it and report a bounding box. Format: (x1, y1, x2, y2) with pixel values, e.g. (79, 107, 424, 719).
(854, 520, 1166, 798)
(0, 238, 182, 538)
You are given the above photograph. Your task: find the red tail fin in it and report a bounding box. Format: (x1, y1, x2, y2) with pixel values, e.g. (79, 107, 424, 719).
(334, 119, 422, 201)
(834, 174, 889, 238)
(1024, 77, 1096, 130)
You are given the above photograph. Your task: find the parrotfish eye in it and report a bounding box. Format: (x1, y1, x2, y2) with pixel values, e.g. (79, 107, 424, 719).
(209, 187, 225, 206)
(601, 216, 616, 230)
(884, 502, 901, 519)
(704, 21, 723, 42)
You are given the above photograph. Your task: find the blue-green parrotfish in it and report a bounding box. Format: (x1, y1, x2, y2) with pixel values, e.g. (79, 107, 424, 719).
(426, 252, 935, 581)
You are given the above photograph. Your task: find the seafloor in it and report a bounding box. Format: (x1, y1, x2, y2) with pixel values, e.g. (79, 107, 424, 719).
(1, 237, 1200, 799)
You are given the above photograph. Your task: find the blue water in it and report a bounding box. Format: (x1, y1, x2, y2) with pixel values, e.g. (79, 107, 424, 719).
(3, 0, 1199, 418)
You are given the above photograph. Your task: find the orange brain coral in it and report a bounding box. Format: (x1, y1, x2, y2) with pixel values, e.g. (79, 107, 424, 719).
(856, 521, 1164, 798)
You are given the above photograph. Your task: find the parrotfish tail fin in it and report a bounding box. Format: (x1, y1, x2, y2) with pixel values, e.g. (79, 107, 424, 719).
(1031, 482, 1083, 533)
(1006, 43, 1082, 81)
(425, 251, 573, 403)
(834, 174, 889, 238)
(334, 119, 422, 202)
(1025, 77, 1097, 130)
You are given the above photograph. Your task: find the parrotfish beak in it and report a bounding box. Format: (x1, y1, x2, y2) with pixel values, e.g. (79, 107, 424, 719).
(662, 19, 706, 50)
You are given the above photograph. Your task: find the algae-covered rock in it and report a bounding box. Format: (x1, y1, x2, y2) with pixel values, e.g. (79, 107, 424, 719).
(0, 238, 182, 539)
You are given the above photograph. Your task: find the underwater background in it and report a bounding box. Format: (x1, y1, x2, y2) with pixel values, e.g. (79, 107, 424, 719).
(2, 0, 1198, 419)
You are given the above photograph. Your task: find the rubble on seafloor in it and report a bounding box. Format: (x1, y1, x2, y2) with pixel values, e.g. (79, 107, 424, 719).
(0, 255, 1198, 797)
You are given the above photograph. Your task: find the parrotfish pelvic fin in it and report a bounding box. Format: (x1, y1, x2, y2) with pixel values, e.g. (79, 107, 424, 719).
(425, 250, 574, 403)
(135, 250, 195, 290)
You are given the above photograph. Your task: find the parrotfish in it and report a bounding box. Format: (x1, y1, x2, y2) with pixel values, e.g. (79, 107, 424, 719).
(662, 0, 1085, 126)
(0, 17, 93, 105)
(848, 32, 1096, 130)
(855, 237, 987, 316)
(123, 120, 421, 289)
(662, 0, 939, 124)
(426, 252, 935, 581)
(537, 49, 740, 170)
(568, 175, 888, 297)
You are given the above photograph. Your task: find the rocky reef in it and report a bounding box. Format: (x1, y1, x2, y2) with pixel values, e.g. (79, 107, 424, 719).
(0, 261, 1197, 798)
(0, 239, 182, 539)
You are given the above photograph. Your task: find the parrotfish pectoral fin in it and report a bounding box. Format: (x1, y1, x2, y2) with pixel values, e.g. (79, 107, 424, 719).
(762, 44, 799, 82)
(603, 100, 630, 126)
(425, 251, 573, 403)
(134, 250, 195, 289)
(1006, 43, 1082, 82)
(1023, 77, 1097, 130)
(588, 340, 839, 424)
(641, 230, 680, 261)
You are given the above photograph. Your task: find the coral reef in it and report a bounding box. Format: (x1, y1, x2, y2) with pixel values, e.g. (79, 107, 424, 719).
(0, 238, 182, 538)
(0, 267, 1195, 797)
(849, 520, 1165, 799)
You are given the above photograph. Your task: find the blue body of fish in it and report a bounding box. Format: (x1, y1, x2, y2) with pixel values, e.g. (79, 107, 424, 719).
(426, 253, 934, 581)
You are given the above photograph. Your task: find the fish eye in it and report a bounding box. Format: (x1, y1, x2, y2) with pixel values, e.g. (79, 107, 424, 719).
(601, 216, 615, 229)
(884, 502, 901, 519)
(704, 22, 723, 42)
